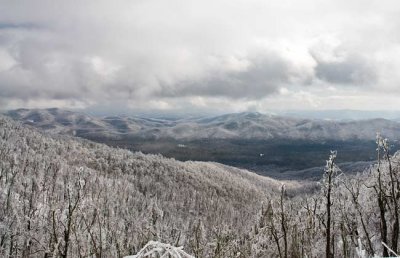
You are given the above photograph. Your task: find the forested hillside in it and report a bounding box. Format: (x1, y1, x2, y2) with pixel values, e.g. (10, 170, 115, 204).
(2, 116, 400, 257)
(0, 116, 301, 257)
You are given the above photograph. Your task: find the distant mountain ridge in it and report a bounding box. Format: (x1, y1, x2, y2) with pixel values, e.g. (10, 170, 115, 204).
(280, 109, 400, 121)
(5, 108, 400, 141)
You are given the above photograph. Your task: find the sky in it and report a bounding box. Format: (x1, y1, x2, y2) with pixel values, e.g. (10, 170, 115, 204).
(0, 0, 400, 115)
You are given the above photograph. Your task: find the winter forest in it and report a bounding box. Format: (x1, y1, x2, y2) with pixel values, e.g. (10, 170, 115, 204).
(3, 0, 400, 256)
(1, 115, 400, 258)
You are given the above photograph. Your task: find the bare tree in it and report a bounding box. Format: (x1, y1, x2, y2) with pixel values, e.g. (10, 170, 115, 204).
(374, 134, 390, 257)
(322, 151, 340, 258)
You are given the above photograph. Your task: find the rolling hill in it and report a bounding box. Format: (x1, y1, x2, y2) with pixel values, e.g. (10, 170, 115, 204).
(6, 108, 400, 141)
(5, 108, 400, 179)
(2, 114, 400, 257)
(0, 115, 310, 257)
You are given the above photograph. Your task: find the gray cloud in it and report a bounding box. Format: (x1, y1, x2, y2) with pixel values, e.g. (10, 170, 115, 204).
(0, 0, 399, 112)
(157, 51, 312, 99)
(0, 22, 43, 30)
(315, 54, 377, 85)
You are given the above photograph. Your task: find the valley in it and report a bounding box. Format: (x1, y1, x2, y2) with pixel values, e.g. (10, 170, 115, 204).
(94, 137, 382, 179)
(6, 108, 400, 180)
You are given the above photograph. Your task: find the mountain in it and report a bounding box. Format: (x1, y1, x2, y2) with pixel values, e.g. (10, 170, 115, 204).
(6, 108, 400, 141)
(5, 108, 127, 136)
(279, 109, 400, 120)
(3, 114, 400, 257)
(0, 115, 312, 257)
(6, 108, 400, 179)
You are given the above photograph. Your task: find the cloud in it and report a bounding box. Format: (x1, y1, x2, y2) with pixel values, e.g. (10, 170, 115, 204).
(0, 0, 399, 113)
(314, 54, 377, 85)
(156, 50, 314, 99)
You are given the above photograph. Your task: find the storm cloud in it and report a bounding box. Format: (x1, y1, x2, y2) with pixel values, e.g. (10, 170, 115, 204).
(0, 0, 399, 112)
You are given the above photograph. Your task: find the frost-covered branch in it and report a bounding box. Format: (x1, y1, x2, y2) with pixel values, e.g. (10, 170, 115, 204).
(124, 241, 195, 258)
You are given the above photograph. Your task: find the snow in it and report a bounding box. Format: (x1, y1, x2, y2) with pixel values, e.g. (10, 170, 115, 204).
(124, 241, 194, 258)
(8, 108, 400, 140)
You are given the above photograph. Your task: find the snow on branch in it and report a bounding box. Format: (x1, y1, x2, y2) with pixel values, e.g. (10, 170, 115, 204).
(124, 241, 195, 258)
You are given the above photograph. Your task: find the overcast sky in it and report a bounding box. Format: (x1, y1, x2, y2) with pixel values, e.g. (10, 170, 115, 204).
(0, 0, 400, 114)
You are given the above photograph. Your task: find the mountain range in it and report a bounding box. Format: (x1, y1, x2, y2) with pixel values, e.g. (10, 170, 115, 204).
(1, 112, 399, 257)
(0, 114, 310, 257)
(5, 108, 398, 179)
(5, 108, 400, 141)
